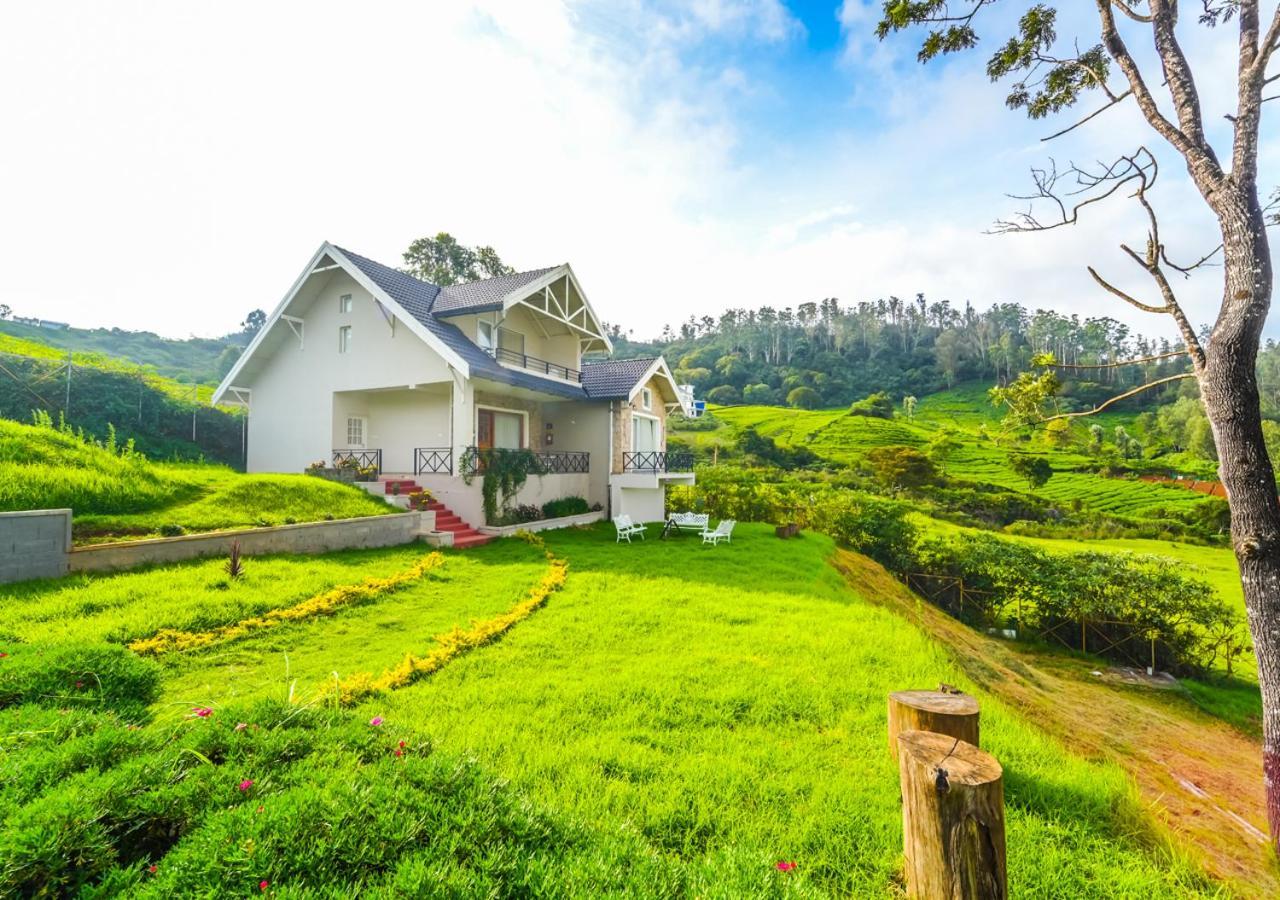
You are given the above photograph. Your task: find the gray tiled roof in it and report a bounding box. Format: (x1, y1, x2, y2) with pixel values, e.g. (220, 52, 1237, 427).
(335, 246, 587, 400)
(432, 266, 560, 316)
(581, 357, 659, 399)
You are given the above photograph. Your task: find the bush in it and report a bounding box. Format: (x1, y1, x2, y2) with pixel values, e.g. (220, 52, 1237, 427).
(0, 643, 160, 719)
(847, 391, 894, 419)
(541, 496, 590, 519)
(705, 385, 741, 405)
(864, 445, 938, 491)
(736, 427, 817, 469)
(158, 523, 185, 537)
(786, 386, 820, 409)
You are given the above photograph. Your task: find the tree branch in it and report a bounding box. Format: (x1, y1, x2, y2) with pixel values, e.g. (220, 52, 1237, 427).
(1150, 0, 1212, 150)
(1044, 373, 1197, 420)
(1088, 265, 1169, 313)
(1041, 89, 1133, 141)
(1049, 349, 1190, 369)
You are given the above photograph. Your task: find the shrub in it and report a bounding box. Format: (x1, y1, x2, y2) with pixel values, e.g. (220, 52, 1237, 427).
(158, 523, 185, 537)
(742, 383, 777, 405)
(1009, 453, 1053, 489)
(736, 427, 816, 469)
(0, 643, 160, 719)
(705, 385, 741, 405)
(864, 445, 938, 491)
(847, 391, 894, 419)
(786, 386, 820, 409)
(542, 496, 590, 519)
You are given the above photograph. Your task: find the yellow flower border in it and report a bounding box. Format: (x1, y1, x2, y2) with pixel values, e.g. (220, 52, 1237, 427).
(128, 552, 446, 656)
(333, 531, 566, 705)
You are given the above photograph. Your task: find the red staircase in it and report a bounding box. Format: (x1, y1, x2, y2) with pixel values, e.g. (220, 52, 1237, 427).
(381, 477, 492, 549)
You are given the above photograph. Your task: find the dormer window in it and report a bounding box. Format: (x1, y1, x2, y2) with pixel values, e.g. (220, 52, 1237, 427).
(477, 320, 494, 351)
(339, 294, 353, 314)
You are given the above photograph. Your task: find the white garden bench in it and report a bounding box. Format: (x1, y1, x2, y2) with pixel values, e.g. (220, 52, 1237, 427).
(613, 514, 647, 543)
(663, 512, 709, 537)
(701, 519, 736, 545)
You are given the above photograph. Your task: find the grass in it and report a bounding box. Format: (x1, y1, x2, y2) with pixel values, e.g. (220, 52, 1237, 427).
(0, 524, 1227, 895)
(0, 417, 394, 541)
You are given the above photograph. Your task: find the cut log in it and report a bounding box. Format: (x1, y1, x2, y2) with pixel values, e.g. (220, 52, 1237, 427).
(888, 690, 980, 753)
(897, 730, 1006, 899)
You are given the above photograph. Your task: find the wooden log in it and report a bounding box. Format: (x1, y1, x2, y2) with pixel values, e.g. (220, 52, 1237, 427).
(896, 730, 1006, 900)
(888, 689, 980, 753)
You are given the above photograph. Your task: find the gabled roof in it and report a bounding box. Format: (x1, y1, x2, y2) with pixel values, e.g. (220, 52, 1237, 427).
(581, 357, 661, 398)
(432, 267, 559, 315)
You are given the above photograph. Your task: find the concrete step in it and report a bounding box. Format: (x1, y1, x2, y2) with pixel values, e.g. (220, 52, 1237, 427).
(452, 533, 493, 549)
(434, 514, 462, 528)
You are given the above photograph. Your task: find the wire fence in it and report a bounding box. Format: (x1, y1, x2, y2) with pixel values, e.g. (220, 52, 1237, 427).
(0, 348, 245, 468)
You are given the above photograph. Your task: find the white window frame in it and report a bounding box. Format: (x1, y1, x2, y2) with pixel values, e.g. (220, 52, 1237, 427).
(497, 326, 525, 356)
(338, 325, 352, 354)
(632, 411, 661, 452)
(477, 320, 494, 351)
(476, 404, 529, 450)
(339, 293, 353, 314)
(641, 387, 653, 411)
(346, 416, 367, 448)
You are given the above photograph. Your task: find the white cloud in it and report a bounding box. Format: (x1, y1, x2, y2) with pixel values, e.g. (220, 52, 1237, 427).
(0, 0, 1265, 346)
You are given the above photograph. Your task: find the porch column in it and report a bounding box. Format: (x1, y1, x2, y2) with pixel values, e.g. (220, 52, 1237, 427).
(450, 374, 474, 472)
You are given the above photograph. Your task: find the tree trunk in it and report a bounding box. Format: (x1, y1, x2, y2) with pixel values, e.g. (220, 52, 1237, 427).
(897, 730, 1006, 899)
(1199, 188, 1280, 851)
(888, 690, 981, 753)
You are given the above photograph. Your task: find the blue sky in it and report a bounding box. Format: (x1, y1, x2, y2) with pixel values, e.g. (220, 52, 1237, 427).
(0, 0, 1267, 342)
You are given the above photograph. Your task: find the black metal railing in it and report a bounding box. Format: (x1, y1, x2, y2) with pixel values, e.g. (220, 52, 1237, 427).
(460, 446, 589, 475)
(333, 448, 382, 474)
(622, 450, 694, 473)
(413, 447, 453, 475)
(490, 347, 582, 382)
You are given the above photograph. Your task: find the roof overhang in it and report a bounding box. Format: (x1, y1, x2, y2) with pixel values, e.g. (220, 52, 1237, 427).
(630, 357, 686, 414)
(212, 242, 470, 405)
(498, 264, 613, 355)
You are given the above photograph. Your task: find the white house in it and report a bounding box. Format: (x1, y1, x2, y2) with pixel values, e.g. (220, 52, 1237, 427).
(213, 242, 694, 531)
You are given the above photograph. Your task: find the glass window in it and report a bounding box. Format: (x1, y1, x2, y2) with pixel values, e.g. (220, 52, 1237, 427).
(497, 327, 525, 356)
(339, 294, 352, 314)
(477, 321, 494, 351)
(338, 325, 352, 353)
(642, 388, 653, 410)
(346, 416, 364, 446)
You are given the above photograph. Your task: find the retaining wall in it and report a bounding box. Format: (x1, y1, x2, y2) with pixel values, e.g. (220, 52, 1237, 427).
(0, 509, 72, 583)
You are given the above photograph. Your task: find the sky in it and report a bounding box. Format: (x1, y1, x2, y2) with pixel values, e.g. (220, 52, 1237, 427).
(0, 1, 1274, 343)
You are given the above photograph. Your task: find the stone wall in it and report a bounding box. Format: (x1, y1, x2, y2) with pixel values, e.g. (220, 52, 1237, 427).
(0, 509, 72, 583)
(66, 512, 423, 577)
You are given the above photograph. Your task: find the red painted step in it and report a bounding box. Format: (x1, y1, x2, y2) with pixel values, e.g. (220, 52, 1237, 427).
(416, 497, 492, 549)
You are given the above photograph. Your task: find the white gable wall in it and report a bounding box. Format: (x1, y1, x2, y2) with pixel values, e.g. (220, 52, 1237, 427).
(244, 272, 454, 472)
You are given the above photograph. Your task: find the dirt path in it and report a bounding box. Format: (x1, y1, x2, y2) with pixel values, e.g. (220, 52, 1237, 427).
(831, 549, 1277, 898)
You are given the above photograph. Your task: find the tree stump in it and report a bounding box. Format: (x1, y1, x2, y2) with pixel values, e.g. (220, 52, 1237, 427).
(896, 730, 1006, 899)
(888, 690, 980, 753)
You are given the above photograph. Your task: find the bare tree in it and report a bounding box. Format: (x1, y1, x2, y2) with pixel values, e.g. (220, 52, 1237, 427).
(878, 0, 1280, 849)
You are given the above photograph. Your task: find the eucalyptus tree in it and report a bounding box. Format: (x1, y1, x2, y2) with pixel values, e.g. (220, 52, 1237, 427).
(877, 0, 1280, 844)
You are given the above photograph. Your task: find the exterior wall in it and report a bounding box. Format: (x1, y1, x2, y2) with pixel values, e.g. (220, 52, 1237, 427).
(69, 513, 422, 575)
(245, 271, 453, 473)
(543, 400, 610, 510)
(473, 389, 543, 447)
(0, 509, 71, 583)
(611, 374, 671, 474)
(610, 485, 666, 523)
(333, 386, 451, 475)
(412, 472, 592, 527)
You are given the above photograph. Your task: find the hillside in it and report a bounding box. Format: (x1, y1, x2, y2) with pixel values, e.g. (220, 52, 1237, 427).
(0, 525, 1231, 896)
(0, 318, 245, 385)
(0, 418, 393, 542)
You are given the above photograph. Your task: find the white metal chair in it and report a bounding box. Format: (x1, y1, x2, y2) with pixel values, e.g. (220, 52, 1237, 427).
(668, 512, 709, 532)
(613, 514, 647, 543)
(701, 519, 736, 545)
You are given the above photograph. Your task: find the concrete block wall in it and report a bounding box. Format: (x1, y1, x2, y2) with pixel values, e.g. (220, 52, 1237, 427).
(0, 509, 72, 582)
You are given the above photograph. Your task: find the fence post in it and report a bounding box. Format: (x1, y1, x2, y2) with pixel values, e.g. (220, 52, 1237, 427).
(897, 730, 1006, 899)
(888, 690, 980, 753)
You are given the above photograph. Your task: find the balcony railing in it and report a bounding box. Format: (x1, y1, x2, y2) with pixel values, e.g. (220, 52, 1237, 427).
(460, 446, 590, 475)
(490, 346, 582, 383)
(413, 447, 453, 476)
(622, 450, 694, 473)
(333, 448, 382, 474)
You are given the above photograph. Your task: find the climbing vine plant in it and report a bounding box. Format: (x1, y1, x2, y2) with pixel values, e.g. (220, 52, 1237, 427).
(460, 448, 545, 524)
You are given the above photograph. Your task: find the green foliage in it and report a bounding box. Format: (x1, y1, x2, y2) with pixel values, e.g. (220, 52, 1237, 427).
(705, 384, 741, 405)
(741, 383, 776, 404)
(0, 643, 160, 719)
(735, 426, 817, 469)
(785, 385, 820, 409)
(1009, 453, 1053, 489)
(847, 390, 894, 419)
(541, 496, 590, 519)
(400, 232, 514, 286)
(989, 370, 1061, 426)
(865, 445, 939, 490)
(461, 448, 544, 524)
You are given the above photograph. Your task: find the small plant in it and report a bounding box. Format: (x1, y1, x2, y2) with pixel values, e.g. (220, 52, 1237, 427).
(158, 523, 184, 537)
(284, 516, 297, 525)
(225, 540, 246, 580)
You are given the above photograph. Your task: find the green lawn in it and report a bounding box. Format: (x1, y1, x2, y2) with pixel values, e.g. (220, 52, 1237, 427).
(0, 525, 1222, 896)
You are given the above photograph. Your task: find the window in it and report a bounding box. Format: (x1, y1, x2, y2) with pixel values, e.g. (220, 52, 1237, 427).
(497, 327, 525, 355)
(477, 409, 525, 450)
(477, 320, 494, 351)
(641, 387, 653, 410)
(339, 294, 353, 314)
(633, 414, 659, 452)
(338, 326, 352, 353)
(346, 416, 366, 447)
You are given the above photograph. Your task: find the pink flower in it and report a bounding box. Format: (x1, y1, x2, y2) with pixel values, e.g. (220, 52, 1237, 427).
(191, 706, 213, 718)
(234, 722, 248, 732)
(259, 880, 269, 891)
(148, 864, 158, 874)
(369, 716, 383, 726)
(398, 740, 406, 748)
(394, 749, 403, 758)
(239, 779, 253, 792)
(775, 861, 797, 872)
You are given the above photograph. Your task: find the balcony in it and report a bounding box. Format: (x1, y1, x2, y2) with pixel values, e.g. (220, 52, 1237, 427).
(622, 450, 694, 473)
(489, 346, 582, 383)
(460, 446, 590, 475)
